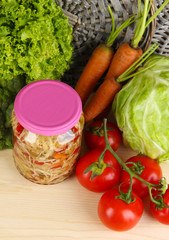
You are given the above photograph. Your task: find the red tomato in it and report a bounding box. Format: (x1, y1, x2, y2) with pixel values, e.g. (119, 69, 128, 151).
(150, 186, 169, 225)
(76, 148, 121, 192)
(98, 187, 143, 231)
(120, 155, 162, 198)
(84, 120, 121, 151)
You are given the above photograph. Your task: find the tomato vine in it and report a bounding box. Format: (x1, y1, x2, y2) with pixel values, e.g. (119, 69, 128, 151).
(102, 118, 168, 207)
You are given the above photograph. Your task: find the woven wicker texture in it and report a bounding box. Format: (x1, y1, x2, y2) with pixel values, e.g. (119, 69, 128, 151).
(55, 0, 159, 87)
(152, 0, 169, 55)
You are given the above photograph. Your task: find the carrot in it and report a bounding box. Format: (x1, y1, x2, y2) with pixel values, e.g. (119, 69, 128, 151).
(105, 0, 169, 81)
(75, 6, 136, 106)
(84, 0, 169, 123)
(50, 160, 63, 169)
(94, 42, 143, 120)
(84, 43, 159, 123)
(105, 43, 143, 80)
(75, 45, 113, 106)
(52, 152, 68, 160)
(84, 78, 121, 123)
(85, 43, 143, 122)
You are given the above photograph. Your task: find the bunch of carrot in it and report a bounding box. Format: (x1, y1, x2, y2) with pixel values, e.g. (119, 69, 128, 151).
(75, 0, 169, 123)
(75, 6, 136, 106)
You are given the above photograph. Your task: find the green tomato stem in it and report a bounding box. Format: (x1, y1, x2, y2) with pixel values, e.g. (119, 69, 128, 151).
(97, 149, 106, 168)
(126, 161, 145, 175)
(126, 174, 134, 201)
(148, 187, 161, 205)
(103, 118, 166, 205)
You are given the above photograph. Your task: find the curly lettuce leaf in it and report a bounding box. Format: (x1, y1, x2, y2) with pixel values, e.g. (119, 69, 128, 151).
(5, 103, 14, 128)
(0, 0, 73, 91)
(0, 89, 14, 149)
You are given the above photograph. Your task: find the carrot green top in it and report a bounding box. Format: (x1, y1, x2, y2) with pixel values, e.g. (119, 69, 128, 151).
(131, 0, 169, 49)
(106, 6, 136, 47)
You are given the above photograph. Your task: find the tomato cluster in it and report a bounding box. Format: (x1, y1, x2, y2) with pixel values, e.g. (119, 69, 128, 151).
(75, 120, 169, 231)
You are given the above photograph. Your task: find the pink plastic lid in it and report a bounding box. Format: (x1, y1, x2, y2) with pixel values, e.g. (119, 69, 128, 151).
(14, 80, 82, 136)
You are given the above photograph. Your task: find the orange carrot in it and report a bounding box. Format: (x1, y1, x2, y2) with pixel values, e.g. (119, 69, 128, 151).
(84, 78, 121, 123)
(75, 45, 113, 106)
(50, 160, 63, 169)
(52, 152, 68, 160)
(84, 0, 168, 123)
(105, 43, 143, 80)
(98, 43, 142, 120)
(84, 42, 159, 123)
(84, 44, 142, 123)
(95, 43, 143, 120)
(106, 0, 169, 81)
(75, 7, 136, 106)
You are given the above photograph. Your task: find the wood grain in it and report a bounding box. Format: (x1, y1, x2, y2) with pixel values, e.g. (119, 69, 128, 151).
(0, 140, 169, 240)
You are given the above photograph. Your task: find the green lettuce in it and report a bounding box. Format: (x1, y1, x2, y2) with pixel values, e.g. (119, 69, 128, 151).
(0, 0, 73, 92)
(113, 55, 169, 163)
(0, 0, 73, 149)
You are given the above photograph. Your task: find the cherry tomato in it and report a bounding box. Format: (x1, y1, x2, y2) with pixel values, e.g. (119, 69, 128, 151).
(150, 186, 169, 225)
(76, 148, 121, 192)
(120, 155, 162, 198)
(98, 187, 143, 231)
(84, 120, 121, 151)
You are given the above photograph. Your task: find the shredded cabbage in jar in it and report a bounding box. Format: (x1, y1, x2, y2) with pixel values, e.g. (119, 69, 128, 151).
(11, 111, 84, 184)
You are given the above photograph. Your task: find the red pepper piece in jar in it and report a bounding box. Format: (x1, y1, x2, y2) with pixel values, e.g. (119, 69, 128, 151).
(73, 134, 80, 142)
(56, 145, 68, 153)
(16, 123, 24, 136)
(73, 147, 80, 155)
(31, 160, 44, 166)
(72, 126, 79, 134)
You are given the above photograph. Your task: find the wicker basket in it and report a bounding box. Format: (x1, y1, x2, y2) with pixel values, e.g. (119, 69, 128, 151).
(152, 0, 169, 56)
(56, 0, 157, 87)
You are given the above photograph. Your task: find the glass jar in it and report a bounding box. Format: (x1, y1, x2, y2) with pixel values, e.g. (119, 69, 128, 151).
(11, 80, 84, 184)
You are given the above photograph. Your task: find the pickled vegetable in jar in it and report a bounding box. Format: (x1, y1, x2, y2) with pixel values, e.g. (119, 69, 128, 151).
(11, 80, 84, 184)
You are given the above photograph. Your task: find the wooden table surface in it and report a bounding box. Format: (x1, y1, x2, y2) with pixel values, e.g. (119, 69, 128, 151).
(0, 138, 169, 240)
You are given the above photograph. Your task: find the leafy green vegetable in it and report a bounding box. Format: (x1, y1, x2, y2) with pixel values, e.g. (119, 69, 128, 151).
(0, 0, 73, 149)
(113, 55, 169, 163)
(0, 0, 73, 91)
(0, 88, 15, 114)
(5, 103, 14, 128)
(0, 108, 13, 149)
(0, 89, 14, 149)
(4, 129, 13, 149)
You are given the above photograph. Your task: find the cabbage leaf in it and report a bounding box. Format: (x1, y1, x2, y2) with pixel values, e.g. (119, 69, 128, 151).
(113, 55, 169, 163)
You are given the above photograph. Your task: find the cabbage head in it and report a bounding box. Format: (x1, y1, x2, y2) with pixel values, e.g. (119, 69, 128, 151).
(113, 54, 169, 163)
